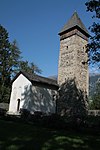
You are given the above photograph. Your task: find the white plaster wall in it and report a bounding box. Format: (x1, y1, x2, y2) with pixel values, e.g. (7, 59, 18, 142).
(9, 74, 32, 114)
(23, 85, 57, 114)
(9, 74, 57, 114)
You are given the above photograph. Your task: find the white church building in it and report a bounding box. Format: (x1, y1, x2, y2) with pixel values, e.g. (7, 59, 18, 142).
(9, 71, 58, 114)
(8, 12, 89, 115)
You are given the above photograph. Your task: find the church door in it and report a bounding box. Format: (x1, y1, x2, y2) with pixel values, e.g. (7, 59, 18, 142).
(17, 99, 20, 112)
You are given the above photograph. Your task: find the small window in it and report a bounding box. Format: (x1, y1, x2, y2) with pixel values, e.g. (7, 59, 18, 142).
(66, 46, 68, 49)
(82, 61, 85, 65)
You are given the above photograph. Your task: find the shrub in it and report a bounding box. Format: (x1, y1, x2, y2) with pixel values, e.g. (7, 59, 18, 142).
(20, 108, 31, 120)
(0, 108, 7, 116)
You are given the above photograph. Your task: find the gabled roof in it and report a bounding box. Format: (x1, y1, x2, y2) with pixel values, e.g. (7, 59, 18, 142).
(12, 71, 59, 88)
(59, 12, 89, 36)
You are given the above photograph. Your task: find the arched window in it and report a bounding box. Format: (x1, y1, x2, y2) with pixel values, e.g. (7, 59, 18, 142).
(17, 99, 20, 111)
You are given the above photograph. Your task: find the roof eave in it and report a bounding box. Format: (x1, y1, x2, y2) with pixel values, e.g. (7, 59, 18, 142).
(58, 25, 90, 37)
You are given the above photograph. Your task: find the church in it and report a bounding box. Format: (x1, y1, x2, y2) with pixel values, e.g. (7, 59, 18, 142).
(8, 12, 89, 115)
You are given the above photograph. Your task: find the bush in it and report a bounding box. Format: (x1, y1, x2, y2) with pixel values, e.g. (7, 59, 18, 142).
(20, 108, 31, 120)
(0, 108, 7, 116)
(34, 111, 44, 118)
(40, 114, 66, 129)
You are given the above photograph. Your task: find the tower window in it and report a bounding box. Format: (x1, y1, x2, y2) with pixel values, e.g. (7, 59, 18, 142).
(82, 61, 86, 65)
(66, 46, 68, 49)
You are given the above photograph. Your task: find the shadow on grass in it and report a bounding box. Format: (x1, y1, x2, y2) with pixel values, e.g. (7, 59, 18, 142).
(0, 120, 100, 150)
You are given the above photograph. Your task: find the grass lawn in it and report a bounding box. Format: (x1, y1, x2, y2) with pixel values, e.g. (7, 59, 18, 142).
(0, 119, 100, 150)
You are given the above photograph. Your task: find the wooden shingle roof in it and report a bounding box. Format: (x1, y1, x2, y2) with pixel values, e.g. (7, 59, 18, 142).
(12, 71, 59, 88)
(59, 12, 89, 36)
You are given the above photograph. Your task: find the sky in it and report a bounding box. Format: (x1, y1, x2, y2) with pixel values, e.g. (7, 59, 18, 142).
(0, 0, 98, 77)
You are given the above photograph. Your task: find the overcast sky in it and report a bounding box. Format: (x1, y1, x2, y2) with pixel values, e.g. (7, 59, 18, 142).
(0, 0, 98, 77)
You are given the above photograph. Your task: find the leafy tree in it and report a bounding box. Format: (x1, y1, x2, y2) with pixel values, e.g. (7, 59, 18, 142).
(18, 61, 42, 74)
(85, 0, 100, 67)
(30, 62, 42, 74)
(10, 42, 42, 75)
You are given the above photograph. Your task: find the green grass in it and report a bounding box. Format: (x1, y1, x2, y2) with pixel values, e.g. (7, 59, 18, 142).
(0, 120, 100, 150)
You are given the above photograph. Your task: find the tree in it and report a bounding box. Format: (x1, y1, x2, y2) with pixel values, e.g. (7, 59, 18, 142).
(0, 25, 21, 102)
(0, 25, 42, 103)
(85, 0, 100, 67)
(0, 25, 12, 102)
(18, 61, 42, 75)
(0, 26, 22, 103)
(10, 40, 22, 76)
(89, 81, 100, 109)
(30, 62, 42, 74)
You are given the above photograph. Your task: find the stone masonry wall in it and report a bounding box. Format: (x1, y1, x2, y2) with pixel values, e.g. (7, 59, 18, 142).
(58, 34, 77, 85)
(58, 32, 88, 95)
(76, 35, 89, 94)
(57, 31, 89, 115)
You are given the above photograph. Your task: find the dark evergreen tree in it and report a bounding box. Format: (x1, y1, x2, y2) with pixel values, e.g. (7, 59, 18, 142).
(0, 25, 11, 102)
(10, 40, 22, 76)
(85, 0, 100, 67)
(0, 26, 21, 103)
(0, 25, 42, 103)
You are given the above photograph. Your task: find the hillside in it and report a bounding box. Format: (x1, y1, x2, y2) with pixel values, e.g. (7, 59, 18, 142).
(89, 74, 100, 96)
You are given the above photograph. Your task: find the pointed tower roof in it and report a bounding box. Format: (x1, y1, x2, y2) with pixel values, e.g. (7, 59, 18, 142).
(59, 12, 89, 36)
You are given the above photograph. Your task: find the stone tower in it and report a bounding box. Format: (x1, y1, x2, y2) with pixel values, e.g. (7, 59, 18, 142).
(58, 12, 89, 95)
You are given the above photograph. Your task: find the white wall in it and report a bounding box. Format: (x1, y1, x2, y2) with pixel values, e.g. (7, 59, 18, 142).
(23, 85, 57, 114)
(9, 74, 57, 114)
(9, 74, 32, 114)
